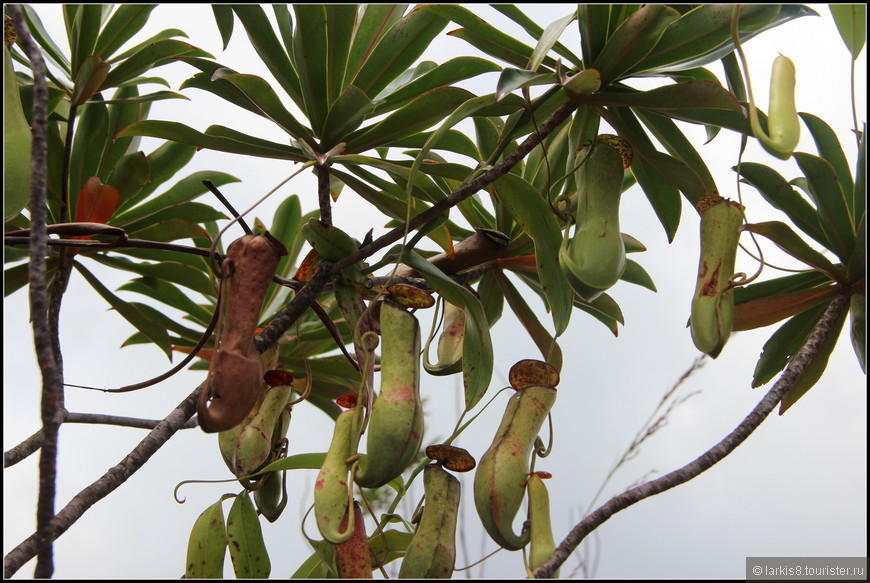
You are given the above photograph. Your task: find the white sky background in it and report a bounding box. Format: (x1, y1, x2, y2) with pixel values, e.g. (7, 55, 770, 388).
(3, 4, 867, 579)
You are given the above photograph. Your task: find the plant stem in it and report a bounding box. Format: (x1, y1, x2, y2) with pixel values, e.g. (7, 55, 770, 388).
(531, 292, 852, 578)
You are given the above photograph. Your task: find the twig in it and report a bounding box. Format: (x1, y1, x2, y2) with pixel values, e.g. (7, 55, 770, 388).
(3, 414, 199, 469)
(3, 386, 201, 577)
(531, 292, 852, 578)
(8, 4, 59, 577)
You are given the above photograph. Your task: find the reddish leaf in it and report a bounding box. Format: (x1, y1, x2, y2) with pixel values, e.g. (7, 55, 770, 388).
(733, 285, 839, 331)
(75, 176, 121, 224)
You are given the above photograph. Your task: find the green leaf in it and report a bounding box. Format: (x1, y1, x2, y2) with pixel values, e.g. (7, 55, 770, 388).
(793, 153, 856, 261)
(93, 5, 157, 60)
(740, 221, 843, 280)
(66, 4, 104, 78)
(116, 121, 305, 161)
(492, 5, 582, 67)
(68, 102, 109, 205)
(374, 57, 501, 115)
(830, 5, 867, 59)
(70, 56, 110, 106)
(106, 151, 150, 208)
(639, 5, 818, 75)
(102, 39, 212, 90)
(633, 4, 779, 74)
(400, 251, 493, 410)
(21, 5, 72, 76)
(229, 5, 304, 108)
(578, 5, 641, 68)
(527, 8, 578, 71)
(346, 5, 407, 88)
(592, 4, 679, 85)
(292, 5, 329, 133)
(73, 260, 173, 358)
(736, 162, 829, 250)
(90, 254, 217, 298)
(588, 81, 748, 133)
(735, 270, 833, 305)
(491, 173, 572, 335)
(115, 170, 238, 222)
(633, 108, 717, 196)
(779, 300, 849, 414)
(350, 5, 449, 99)
(344, 87, 474, 153)
(492, 269, 562, 370)
(428, 4, 542, 70)
(4, 47, 31, 221)
(752, 303, 828, 389)
(321, 84, 375, 148)
(118, 276, 214, 326)
(185, 498, 228, 579)
(603, 106, 684, 239)
(620, 258, 657, 292)
(575, 291, 624, 336)
(799, 113, 855, 199)
(211, 71, 316, 141)
(227, 493, 271, 578)
(211, 5, 235, 50)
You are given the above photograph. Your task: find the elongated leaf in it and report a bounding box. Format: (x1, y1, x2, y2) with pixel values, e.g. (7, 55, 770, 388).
(73, 260, 172, 357)
(228, 5, 304, 108)
(227, 493, 271, 578)
(212, 5, 234, 50)
(491, 173, 572, 335)
(351, 5, 449, 99)
(741, 221, 844, 279)
(321, 85, 375, 148)
(633, 108, 716, 195)
(401, 251, 493, 410)
(69, 102, 109, 206)
(779, 301, 849, 414)
(4, 47, 31, 220)
(751, 302, 827, 389)
(528, 9, 577, 71)
(90, 254, 216, 297)
(105, 152, 149, 207)
(793, 153, 856, 261)
(592, 4, 679, 85)
(116, 121, 305, 161)
(66, 4, 103, 78)
(293, 5, 329, 133)
(620, 258, 656, 291)
(735, 270, 832, 305)
(493, 269, 562, 370)
(211, 71, 317, 141)
(115, 170, 239, 223)
(346, 5, 407, 84)
(492, 5, 582, 66)
(588, 81, 748, 133)
(734, 284, 839, 332)
(830, 5, 867, 59)
(375, 57, 501, 115)
(633, 4, 778, 74)
(799, 113, 854, 198)
(118, 276, 214, 326)
(102, 39, 211, 90)
(93, 5, 157, 60)
(639, 5, 819, 75)
(21, 6, 72, 76)
(428, 4, 545, 70)
(578, 5, 640, 68)
(736, 162, 829, 249)
(603, 106, 683, 239)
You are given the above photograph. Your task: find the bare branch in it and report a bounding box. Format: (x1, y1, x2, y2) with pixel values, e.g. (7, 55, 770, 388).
(3, 387, 200, 577)
(531, 292, 852, 578)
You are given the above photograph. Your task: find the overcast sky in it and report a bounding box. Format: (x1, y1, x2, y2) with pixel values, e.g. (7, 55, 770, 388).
(4, 4, 867, 579)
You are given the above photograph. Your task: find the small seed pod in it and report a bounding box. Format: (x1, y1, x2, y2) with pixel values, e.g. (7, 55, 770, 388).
(425, 444, 476, 473)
